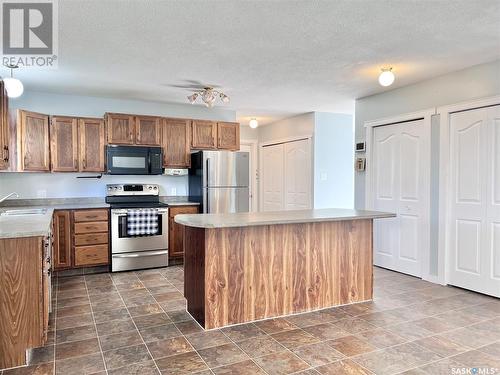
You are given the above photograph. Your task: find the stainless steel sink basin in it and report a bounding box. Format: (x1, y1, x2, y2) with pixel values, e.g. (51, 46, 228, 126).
(0, 208, 47, 216)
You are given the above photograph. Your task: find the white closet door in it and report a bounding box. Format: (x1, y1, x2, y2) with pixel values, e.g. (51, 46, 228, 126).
(284, 139, 312, 210)
(372, 119, 428, 277)
(448, 105, 500, 297)
(262, 144, 284, 211)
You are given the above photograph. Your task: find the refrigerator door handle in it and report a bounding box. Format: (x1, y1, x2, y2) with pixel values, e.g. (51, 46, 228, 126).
(205, 157, 211, 213)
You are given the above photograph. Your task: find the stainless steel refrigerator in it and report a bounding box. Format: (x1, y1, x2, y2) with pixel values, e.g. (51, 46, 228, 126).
(188, 151, 249, 214)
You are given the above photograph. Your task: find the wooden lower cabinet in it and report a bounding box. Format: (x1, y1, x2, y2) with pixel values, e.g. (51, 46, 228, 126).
(53, 210, 72, 269)
(74, 244, 109, 266)
(0, 236, 49, 368)
(169, 205, 199, 260)
(52, 208, 109, 270)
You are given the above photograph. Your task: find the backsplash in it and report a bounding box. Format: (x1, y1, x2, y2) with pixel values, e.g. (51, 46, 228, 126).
(0, 173, 188, 199)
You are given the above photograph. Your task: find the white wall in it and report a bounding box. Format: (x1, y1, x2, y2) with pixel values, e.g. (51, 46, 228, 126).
(258, 113, 315, 143)
(0, 173, 188, 199)
(1, 91, 236, 199)
(314, 112, 354, 209)
(239, 125, 259, 141)
(355, 59, 500, 209)
(9, 91, 236, 121)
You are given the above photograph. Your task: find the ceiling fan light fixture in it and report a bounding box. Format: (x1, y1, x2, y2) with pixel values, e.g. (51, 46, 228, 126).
(186, 86, 230, 108)
(378, 67, 395, 87)
(249, 118, 258, 129)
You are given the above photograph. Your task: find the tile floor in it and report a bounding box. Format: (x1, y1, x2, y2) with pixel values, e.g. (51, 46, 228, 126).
(1, 266, 499, 375)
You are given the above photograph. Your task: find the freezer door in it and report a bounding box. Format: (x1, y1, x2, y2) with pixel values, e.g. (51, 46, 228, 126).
(204, 151, 249, 187)
(204, 187, 249, 213)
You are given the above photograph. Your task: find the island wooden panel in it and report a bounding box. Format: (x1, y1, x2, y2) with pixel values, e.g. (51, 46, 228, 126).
(0, 236, 44, 368)
(184, 219, 373, 329)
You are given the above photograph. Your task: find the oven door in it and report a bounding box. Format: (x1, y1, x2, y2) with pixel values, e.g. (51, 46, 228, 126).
(107, 145, 150, 175)
(111, 208, 168, 253)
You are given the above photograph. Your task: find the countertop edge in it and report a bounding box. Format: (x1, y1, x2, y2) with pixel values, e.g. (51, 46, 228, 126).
(174, 210, 396, 229)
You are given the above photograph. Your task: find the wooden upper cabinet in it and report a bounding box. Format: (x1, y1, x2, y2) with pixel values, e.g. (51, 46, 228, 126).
(217, 122, 240, 150)
(105, 113, 135, 144)
(162, 118, 191, 167)
(79, 118, 105, 172)
(18, 110, 50, 171)
(191, 120, 217, 149)
(50, 116, 79, 172)
(0, 81, 9, 170)
(135, 116, 160, 146)
(53, 210, 72, 270)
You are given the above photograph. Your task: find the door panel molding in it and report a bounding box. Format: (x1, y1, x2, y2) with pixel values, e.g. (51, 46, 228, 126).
(437, 95, 500, 297)
(365, 110, 433, 280)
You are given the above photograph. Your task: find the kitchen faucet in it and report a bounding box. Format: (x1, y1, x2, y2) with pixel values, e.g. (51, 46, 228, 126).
(0, 192, 19, 204)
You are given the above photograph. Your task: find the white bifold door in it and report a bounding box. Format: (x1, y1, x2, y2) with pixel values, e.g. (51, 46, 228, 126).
(448, 105, 500, 297)
(261, 139, 312, 211)
(371, 119, 430, 277)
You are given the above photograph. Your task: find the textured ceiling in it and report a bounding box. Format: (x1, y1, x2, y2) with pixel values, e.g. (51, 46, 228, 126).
(4, 0, 500, 125)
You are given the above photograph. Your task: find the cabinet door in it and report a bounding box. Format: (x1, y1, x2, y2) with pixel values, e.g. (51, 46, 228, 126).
(50, 116, 79, 172)
(217, 122, 240, 150)
(106, 113, 135, 144)
(18, 110, 50, 171)
(53, 210, 72, 270)
(135, 116, 160, 146)
(0, 81, 9, 170)
(169, 205, 199, 259)
(191, 120, 217, 149)
(162, 118, 191, 167)
(79, 118, 105, 172)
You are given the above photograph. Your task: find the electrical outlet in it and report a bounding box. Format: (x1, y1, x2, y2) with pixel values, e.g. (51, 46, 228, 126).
(320, 172, 328, 181)
(36, 190, 47, 198)
(170, 187, 177, 196)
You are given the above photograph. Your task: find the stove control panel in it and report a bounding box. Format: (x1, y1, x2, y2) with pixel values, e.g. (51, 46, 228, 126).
(106, 184, 159, 196)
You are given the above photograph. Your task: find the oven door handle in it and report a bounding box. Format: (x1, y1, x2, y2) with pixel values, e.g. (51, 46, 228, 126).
(113, 250, 168, 258)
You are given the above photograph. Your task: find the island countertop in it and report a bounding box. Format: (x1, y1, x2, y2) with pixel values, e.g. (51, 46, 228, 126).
(175, 208, 395, 228)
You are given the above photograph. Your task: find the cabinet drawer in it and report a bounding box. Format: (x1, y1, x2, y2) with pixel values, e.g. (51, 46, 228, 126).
(74, 209, 109, 222)
(74, 233, 108, 246)
(74, 244, 109, 266)
(74, 221, 108, 234)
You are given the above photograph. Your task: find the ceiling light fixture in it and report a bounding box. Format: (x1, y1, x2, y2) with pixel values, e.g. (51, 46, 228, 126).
(2, 64, 24, 98)
(187, 87, 229, 108)
(378, 67, 395, 87)
(249, 118, 258, 129)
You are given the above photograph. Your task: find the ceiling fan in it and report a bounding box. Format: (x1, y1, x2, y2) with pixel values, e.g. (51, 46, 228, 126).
(165, 80, 230, 108)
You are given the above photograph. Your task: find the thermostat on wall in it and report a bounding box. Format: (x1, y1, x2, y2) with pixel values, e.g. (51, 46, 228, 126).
(355, 142, 366, 152)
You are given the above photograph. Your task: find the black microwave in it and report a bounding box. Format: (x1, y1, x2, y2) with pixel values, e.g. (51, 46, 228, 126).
(106, 145, 163, 175)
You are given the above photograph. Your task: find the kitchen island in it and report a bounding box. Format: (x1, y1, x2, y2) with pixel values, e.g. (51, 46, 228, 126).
(175, 208, 395, 329)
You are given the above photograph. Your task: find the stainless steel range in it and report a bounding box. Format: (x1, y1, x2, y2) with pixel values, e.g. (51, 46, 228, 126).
(106, 183, 169, 272)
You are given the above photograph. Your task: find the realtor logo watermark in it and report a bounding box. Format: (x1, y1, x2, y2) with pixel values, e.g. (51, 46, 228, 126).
(1, 0, 58, 68)
(452, 367, 498, 374)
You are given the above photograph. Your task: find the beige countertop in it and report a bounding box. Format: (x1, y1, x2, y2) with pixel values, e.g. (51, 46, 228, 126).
(0, 202, 111, 239)
(0, 207, 55, 239)
(174, 208, 396, 229)
(0, 197, 198, 239)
